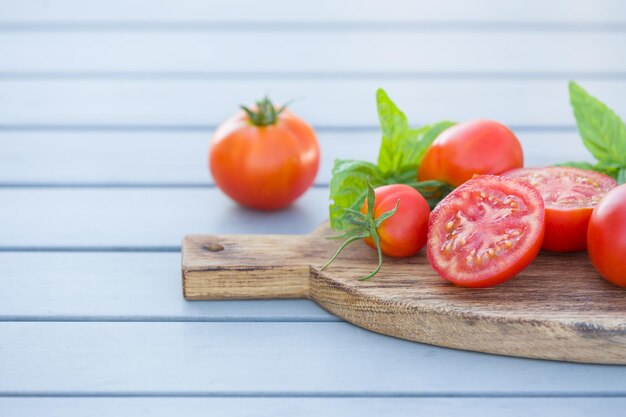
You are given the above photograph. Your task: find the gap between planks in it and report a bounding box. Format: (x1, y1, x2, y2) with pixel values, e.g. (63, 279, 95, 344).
(0, 71, 626, 80)
(0, 392, 625, 398)
(1, 21, 626, 32)
(0, 316, 341, 323)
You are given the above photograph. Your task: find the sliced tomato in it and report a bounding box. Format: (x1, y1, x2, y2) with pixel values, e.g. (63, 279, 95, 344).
(503, 167, 617, 252)
(427, 175, 545, 287)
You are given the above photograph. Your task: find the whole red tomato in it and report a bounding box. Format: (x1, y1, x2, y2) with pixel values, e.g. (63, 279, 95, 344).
(503, 167, 616, 252)
(587, 184, 626, 287)
(418, 120, 523, 187)
(427, 175, 545, 288)
(209, 97, 320, 210)
(361, 184, 430, 258)
(321, 182, 430, 281)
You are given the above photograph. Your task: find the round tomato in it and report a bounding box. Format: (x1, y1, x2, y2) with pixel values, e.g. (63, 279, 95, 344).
(503, 167, 617, 252)
(361, 184, 430, 257)
(209, 97, 319, 210)
(427, 175, 545, 287)
(587, 184, 626, 287)
(418, 120, 523, 187)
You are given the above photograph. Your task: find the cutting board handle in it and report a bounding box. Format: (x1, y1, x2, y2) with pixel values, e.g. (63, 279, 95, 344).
(182, 234, 315, 300)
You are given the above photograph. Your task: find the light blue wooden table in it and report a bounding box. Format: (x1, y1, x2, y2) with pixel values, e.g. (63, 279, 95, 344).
(1, 1, 626, 415)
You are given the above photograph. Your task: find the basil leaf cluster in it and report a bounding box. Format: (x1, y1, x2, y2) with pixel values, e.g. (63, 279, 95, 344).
(329, 89, 454, 230)
(563, 82, 626, 184)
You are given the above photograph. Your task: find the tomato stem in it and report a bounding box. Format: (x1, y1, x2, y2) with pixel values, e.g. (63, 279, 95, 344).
(320, 233, 369, 272)
(322, 178, 400, 280)
(358, 226, 383, 281)
(241, 96, 288, 127)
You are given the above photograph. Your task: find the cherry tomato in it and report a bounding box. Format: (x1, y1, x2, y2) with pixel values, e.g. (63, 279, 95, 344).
(418, 120, 523, 187)
(361, 184, 431, 257)
(587, 184, 626, 287)
(503, 167, 616, 252)
(427, 175, 545, 287)
(209, 98, 320, 210)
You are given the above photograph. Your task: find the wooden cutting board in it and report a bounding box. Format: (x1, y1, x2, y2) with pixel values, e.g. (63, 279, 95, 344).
(182, 222, 626, 365)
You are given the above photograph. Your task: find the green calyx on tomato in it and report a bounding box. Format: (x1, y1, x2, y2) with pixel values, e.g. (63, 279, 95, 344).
(323, 178, 400, 280)
(329, 88, 455, 231)
(323, 178, 431, 280)
(558, 82, 626, 184)
(241, 96, 288, 127)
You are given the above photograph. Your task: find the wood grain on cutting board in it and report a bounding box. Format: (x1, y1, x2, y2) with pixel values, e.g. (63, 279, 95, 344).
(183, 223, 626, 364)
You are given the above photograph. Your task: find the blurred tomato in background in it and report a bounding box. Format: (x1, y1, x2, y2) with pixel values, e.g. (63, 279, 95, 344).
(209, 97, 320, 210)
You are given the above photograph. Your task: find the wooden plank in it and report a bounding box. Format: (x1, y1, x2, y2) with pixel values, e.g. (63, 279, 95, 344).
(0, 131, 594, 185)
(1, 0, 624, 23)
(1, 80, 625, 126)
(0, 252, 335, 321)
(2, 322, 626, 394)
(1, 33, 625, 73)
(2, 398, 626, 417)
(0, 188, 329, 247)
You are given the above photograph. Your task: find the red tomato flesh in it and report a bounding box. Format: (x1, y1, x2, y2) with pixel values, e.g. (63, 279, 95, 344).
(587, 184, 626, 288)
(503, 167, 617, 252)
(427, 175, 545, 287)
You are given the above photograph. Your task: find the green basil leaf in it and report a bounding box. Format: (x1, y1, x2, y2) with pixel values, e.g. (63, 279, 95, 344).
(569, 81, 626, 166)
(376, 89, 454, 175)
(408, 120, 456, 167)
(329, 159, 385, 230)
(412, 180, 454, 210)
(386, 167, 421, 185)
(553, 161, 597, 171)
(554, 161, 619, 181)
(376, 88, 412, 174)
(329, 89, 455, 231)
(617, 167, 626, 185)
(595, 161, 621, 180)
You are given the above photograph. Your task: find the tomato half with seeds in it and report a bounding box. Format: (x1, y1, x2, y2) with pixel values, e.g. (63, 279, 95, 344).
(503, 167, 617, 252)
(427, 175, 545, 287)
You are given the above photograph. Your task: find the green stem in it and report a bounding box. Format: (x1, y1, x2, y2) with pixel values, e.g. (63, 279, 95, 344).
(320, 234, 369, 271)
(322, 177, 400, 281)
(358, 227, 383, 281)
(241, 96, 288, 127)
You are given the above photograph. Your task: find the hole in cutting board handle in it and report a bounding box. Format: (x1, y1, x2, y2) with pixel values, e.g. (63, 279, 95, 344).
(205, 242, 224, 252)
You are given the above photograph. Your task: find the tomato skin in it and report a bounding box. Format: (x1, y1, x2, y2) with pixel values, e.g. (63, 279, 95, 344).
(427, 175, 545, 288)
(209, 109, 320, 210)
(541, 208, 590, 252)
(503, 167, 617, 252)
(361, 184, 430, 257)
(418, 120, 523, 187)
(587, 184, 626, 287)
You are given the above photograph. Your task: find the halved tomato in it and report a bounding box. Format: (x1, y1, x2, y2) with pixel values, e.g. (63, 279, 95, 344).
(427, 175, 545, 287)
(503, 167, 617, 252)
